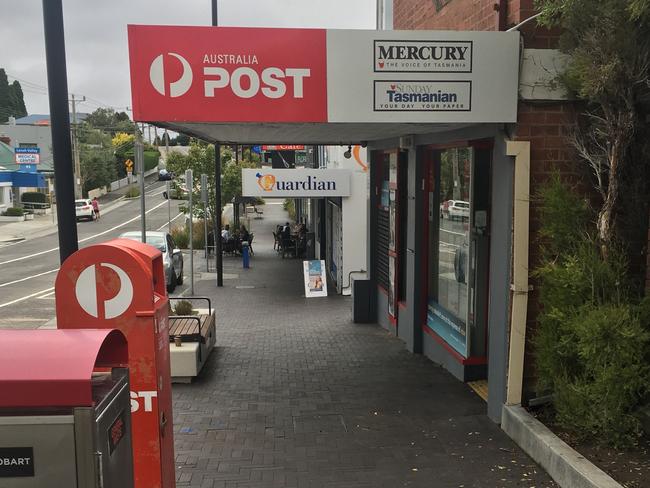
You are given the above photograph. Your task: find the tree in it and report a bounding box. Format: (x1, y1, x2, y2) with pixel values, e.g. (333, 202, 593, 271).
(84, 108, 134, 134)
(536, 0, 650, 288)
(80, 150, 117, 195)
(0, 69, 27, 122)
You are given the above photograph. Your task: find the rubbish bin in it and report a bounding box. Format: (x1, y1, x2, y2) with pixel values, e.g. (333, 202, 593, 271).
(0, 329, 133, 488)
(352, 277, 376, 323)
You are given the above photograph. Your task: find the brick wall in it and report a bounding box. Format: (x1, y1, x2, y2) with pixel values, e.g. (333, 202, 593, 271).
(393, 0, 561, 47)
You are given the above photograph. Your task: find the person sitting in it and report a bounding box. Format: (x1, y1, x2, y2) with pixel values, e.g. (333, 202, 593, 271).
(221, 224, 231, 241)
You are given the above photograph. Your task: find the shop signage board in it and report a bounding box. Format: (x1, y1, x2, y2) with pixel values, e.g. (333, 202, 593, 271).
(242, 168, 350, 197)
(262, 145, 305, 151)
(14, 147, 40, 165)
(128, 26, 519, 125)
(303, 260, 328, 298)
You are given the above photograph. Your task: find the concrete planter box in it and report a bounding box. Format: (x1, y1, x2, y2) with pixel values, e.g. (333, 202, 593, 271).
(0, 215, 25, 222)
(502, 405, 622, 488)
(24, 213, 34, 220)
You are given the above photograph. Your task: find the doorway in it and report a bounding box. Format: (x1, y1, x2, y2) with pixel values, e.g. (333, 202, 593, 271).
(423, 143, 492, 380)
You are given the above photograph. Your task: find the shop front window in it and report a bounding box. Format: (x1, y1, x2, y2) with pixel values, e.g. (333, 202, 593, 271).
(428, 147, 472, 356)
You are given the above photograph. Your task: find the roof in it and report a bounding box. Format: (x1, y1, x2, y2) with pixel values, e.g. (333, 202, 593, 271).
(0, 141, 13, 165)
(15, 113, 90, 125)
(0, 329, 128, 408)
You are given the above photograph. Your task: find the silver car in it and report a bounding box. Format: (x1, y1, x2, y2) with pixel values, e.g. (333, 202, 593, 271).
(119, 231, 184, 293)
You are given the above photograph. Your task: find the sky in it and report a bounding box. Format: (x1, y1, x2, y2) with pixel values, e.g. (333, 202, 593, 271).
(1, 0, 376, 116)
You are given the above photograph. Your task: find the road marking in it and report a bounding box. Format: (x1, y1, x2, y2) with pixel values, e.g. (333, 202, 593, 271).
(0, 200, 168, 266)
(0, 287, 55, 309)
(0, 269, 58, 288)
(156, 212, 184, 231)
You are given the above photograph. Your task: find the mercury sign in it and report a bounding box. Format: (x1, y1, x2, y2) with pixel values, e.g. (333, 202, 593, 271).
(15, 147, 40, 165)
(242, 169, 350, 197)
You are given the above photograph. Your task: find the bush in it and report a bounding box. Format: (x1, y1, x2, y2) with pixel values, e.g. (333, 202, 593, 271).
(3, 207, 24, 217)
(173, 300, 196, 316)
(21, 192, 46, 204)
(552, 304, 650, 446)
(125, 186, 140, 198)
(534, 176, 650, 447)
(283, 199, 296, 220)
(143, 150, 160, 171)
(171, 226, 189, 249)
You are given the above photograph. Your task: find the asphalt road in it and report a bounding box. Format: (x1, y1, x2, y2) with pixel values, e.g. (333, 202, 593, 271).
(0, 181, 190, 329)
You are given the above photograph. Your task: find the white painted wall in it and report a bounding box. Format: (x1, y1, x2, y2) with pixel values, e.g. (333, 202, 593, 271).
(325, 145, 369, 295)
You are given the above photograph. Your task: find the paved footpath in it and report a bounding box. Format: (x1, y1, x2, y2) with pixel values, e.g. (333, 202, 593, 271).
(174, 202, 555, 488)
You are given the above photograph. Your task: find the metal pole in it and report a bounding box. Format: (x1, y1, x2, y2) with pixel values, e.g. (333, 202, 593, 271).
(167, 180, 171, 233)
(70, 94, 85, 198)
(135, 135, 146, 243)
(186, 169, 195, 295)
(212, 0, 223, 287)
(42, 0, 78, 264)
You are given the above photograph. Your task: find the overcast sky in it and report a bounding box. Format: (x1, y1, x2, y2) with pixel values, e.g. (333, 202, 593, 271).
(2, 0, 376, 116)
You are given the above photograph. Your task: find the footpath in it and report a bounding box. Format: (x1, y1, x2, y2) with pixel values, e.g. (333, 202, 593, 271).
(171, 203, 555, 488)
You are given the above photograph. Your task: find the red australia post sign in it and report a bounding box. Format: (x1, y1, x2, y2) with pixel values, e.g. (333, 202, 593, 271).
(128, 25, 327, 123)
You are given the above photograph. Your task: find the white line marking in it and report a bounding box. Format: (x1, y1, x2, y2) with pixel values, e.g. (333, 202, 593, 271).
(0, 287, 55, 309)
(156, 212, 184, 231)
(0, 200, 168, 266)
(0, 269, 58, 288)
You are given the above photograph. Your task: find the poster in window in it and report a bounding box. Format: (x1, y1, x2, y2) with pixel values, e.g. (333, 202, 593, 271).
(388, 255, 396, 317)
(389, 153, 398, 188)
(388, 189, 396, 251)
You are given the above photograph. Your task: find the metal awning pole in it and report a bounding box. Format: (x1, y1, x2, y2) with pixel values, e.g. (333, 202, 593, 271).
(212, 0, 223, 287)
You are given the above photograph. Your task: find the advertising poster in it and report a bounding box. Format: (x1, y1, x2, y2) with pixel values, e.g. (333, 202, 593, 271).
(388, 256, 396, 318)
(303, 260, 328, 298)
(389, 189, 396, 251)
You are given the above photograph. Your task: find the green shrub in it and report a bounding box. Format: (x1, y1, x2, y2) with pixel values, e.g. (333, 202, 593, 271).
(21, 192, 46, 204)
(173, 300, 196, 316)
(125, 186, 140, 198)
(534, 176, 650, 447)
(171, 226, 189, 249)
(553, 305, 650, 446)
(283, 199, 296, 220)
(3, 207, 24, 217)
(143, 150, 160, 171)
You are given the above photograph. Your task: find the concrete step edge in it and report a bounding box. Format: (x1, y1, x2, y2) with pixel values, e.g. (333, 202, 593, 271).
(501, 405, 623, 488)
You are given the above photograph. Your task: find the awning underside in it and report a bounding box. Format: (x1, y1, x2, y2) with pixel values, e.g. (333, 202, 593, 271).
(153, 121, 475, 145)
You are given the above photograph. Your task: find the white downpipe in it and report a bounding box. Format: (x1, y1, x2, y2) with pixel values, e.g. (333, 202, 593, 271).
(506, 141, 531, 406)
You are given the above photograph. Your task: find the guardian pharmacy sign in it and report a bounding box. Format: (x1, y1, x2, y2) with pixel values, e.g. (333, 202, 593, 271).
(242, 169, 350, 197)
(128, 26, 519, 125)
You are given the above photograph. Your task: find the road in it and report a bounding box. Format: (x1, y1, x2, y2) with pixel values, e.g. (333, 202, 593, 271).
(0, 181, 189, 329)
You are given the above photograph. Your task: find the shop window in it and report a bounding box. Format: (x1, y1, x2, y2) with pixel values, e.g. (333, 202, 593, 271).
(427, 147, 472, 356)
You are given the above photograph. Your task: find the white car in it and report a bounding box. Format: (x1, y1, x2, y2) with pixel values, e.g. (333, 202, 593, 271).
(119, 231, 184, 293)
(447, 200, 470, 220)
(75, 199, 95, 221)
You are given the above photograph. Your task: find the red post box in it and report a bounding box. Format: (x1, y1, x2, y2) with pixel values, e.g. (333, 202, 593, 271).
(55, 239, 175, 488)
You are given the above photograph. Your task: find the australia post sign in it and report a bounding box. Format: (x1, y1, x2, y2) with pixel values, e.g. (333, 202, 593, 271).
(128, 26, 519, 124)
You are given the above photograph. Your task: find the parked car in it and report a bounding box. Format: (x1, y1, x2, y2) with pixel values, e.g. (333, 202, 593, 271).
(75, 199, 95, 221)
(158, 168, 175, 181)
(447, 200, 470, 220)
(119, 231, 184, 293)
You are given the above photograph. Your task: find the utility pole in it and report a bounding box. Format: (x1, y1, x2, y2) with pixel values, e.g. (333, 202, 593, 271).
(212, 0, 223, 287)
(70, 93, 85, 199)
(135, 127, 146, 243)
(42, 0, 78, 263)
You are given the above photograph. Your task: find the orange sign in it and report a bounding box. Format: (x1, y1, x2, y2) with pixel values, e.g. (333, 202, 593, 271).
(55, 240, 175, 488)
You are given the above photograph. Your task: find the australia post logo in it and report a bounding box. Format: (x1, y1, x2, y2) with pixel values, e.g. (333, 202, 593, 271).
(130, 26, 328, 122)
(374, 40, 472, 73)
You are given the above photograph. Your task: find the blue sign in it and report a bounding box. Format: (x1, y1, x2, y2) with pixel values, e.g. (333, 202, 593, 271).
(426, 300, 467, 356)
(19, 165, 37, 173)
(15, 147, 40, 165)
(251, 145, 261, 154)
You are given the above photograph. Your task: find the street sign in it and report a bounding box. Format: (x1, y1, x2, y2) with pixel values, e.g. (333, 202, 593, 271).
(200, 174, 208, 204)
(15, 147, 40, 165)
(125, 159, 134, 171)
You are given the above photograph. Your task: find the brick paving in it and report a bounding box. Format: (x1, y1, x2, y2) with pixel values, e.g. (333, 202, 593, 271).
(172, 202, 554, 488)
